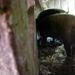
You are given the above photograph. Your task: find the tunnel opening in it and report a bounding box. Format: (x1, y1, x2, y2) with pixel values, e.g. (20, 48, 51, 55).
(36, 9, 75, 75)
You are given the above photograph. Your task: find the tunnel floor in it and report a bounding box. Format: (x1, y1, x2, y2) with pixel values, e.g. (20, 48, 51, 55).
(38, 45, 75, 75)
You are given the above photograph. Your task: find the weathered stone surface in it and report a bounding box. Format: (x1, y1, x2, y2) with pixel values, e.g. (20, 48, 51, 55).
(0, 14, 19, 75)
(0, 0, 37, 75)
(12, 0, 37, 75)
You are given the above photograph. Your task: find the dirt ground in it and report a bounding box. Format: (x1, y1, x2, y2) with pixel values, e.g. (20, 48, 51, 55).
(38, 45, 75, 75)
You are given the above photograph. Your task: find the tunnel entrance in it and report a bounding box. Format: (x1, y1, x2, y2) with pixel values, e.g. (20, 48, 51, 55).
(36, 9, 67, 75)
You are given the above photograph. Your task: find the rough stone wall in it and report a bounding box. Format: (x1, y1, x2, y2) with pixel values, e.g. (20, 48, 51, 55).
(0, 10, 19, 75)
(0, 0, 37, 75)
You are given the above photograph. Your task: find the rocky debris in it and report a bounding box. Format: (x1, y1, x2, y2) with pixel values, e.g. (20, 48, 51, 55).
(38, 45, 75, 75)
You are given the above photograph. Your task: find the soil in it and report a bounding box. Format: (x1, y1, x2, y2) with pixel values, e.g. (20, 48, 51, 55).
(38, 45, 75, 75)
